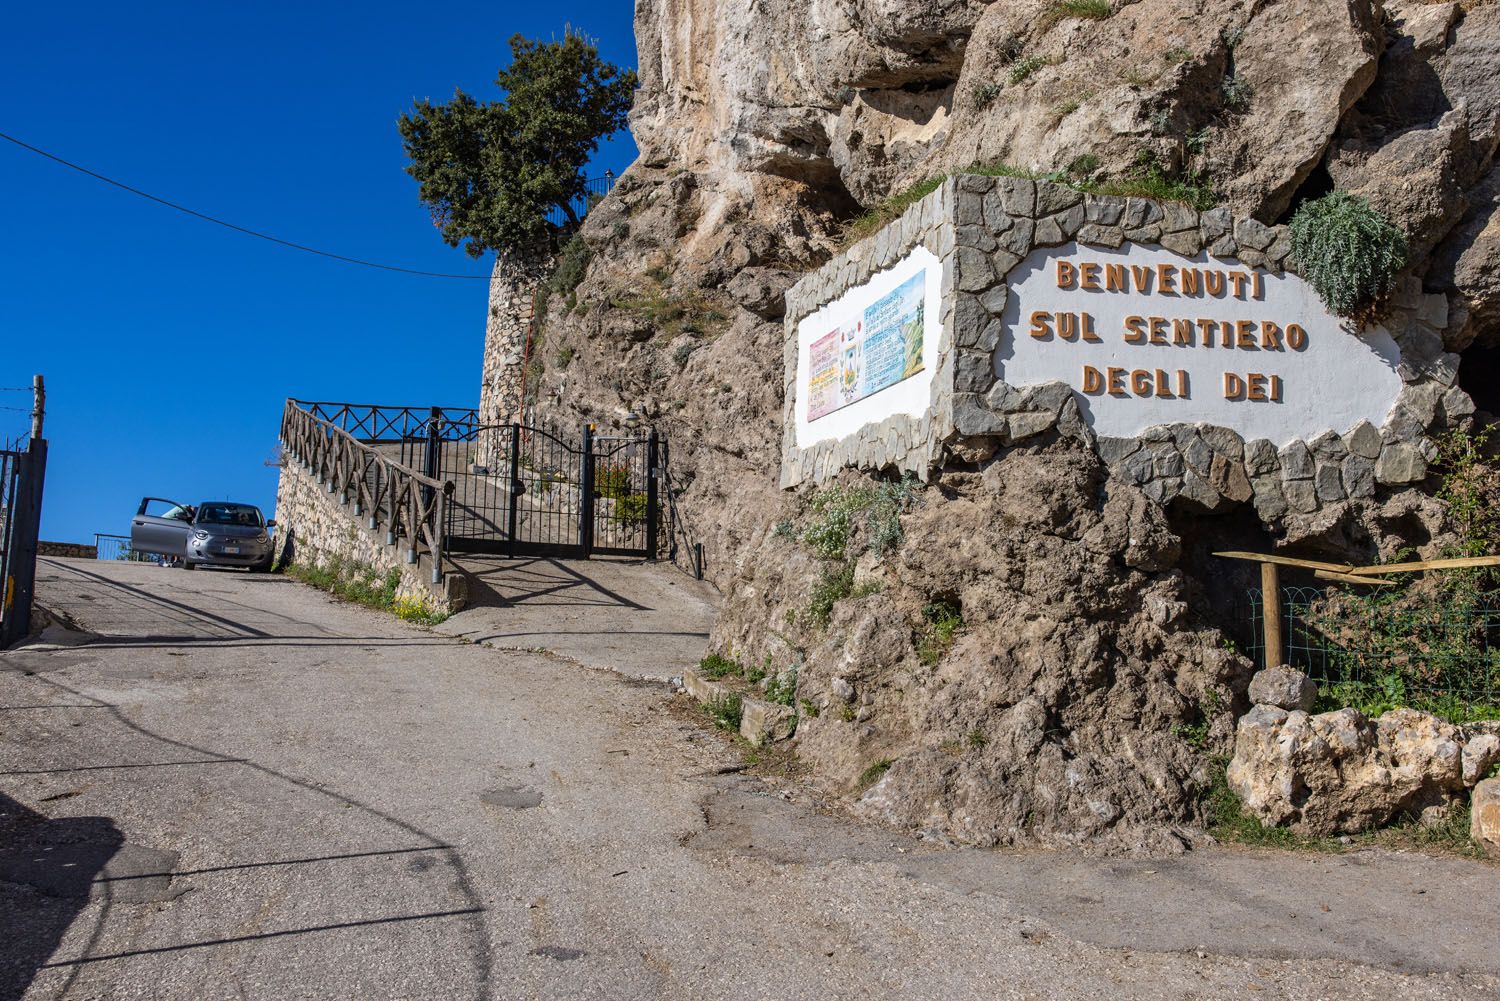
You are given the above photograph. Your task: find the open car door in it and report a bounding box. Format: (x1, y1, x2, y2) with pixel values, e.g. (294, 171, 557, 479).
(130, 497, 194, 558)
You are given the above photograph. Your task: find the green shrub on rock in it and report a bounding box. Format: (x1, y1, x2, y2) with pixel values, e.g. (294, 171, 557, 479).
(1289, 192, 1407, 322)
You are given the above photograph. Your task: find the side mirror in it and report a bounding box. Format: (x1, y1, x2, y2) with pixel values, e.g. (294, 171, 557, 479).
(266, 519, 277, 528)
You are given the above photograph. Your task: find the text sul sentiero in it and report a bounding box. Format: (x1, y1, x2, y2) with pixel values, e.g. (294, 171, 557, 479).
(1021, 259, 1303, 403)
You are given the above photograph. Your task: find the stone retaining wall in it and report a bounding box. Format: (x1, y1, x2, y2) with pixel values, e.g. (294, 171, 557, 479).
(37, 542, 97, 559)
(272, 459, 464, 613)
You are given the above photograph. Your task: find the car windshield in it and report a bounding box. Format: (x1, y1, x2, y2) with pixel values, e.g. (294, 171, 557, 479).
(195, 503, 264, 528)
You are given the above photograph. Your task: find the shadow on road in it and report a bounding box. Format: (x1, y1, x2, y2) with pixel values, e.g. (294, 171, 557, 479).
(0, 791, 123, 1001)
(453, 556, 651, 610)
(3, 675, 492, 1000)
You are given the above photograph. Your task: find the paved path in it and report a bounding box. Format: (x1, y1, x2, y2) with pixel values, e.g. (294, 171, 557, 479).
(2, 557, 1499, 1001)
(439, 556, 717, 682)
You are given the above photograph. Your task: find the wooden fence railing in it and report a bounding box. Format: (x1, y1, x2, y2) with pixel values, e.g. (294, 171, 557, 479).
(280, 400, 452, 583)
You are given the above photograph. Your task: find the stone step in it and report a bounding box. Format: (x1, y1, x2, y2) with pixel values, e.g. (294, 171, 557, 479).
(681, 669, 795, 747)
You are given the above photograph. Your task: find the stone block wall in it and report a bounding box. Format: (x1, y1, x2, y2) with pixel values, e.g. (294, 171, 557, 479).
(37, 542, 97, 559)
(781, 175, 1470, 522)
(477, 253, 553, 466)
(273, 459, 463, 613)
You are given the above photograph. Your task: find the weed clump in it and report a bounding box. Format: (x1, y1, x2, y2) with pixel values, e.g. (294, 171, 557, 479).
(1054, 0, 1112, 19)
(764, 667, 799, 707)
(698, 653, 742, 679)
(1289, 191, 1407, 322)
(703, 692, 743, 731)
(1220, 74, 1254, 112)
(841, 176, 948, 248)
(916, 600, 965, 666)
(548, 233, 592, 307)
(1008, 55, 1047, 85)
(857, 758, 894, 791)
(288, 555, 447, 625)
(793, 474, 919, 626)
(971, 81, 1004, 108)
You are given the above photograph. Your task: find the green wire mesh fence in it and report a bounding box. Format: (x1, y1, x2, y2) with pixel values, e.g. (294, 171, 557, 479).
(1249, 584, 1500, 721)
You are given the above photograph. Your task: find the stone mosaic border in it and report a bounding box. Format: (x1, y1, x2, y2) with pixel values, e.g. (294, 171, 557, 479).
(780, 186, 957, 488)
(782, 175, 1473, 520)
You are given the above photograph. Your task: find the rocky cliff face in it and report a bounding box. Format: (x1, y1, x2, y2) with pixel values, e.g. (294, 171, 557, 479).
(517, 0, 1500, 852)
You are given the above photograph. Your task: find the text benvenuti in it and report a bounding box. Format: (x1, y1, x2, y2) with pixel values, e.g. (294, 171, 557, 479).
(1024, 259, 1306, 402)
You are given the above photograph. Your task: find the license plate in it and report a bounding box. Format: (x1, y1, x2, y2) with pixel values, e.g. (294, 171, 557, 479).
(222, 546, 240, 554)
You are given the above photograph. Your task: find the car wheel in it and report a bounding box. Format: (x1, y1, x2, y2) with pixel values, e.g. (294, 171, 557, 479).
(252, 559, 274, 573)
(182, 560, 198, 571)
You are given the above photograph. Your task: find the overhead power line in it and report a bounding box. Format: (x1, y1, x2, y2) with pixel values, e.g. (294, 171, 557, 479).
(0, 130, 490, 280)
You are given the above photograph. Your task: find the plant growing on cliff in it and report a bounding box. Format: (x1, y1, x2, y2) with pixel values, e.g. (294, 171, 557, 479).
(703, 692, 744, 731)
(398, 31, 636, 257)
(1289, 192, 1407, 322)
(971, 81, 1004, 108)
(1435, 424, 1500, 560)
(1053, 0, 1112, 19)
(1008, 55, 1047, 85)
(842, 175, 948, 248)
(857, 758, 894, 791)
(802, 474, 918, 562)
(549, 234, 593, 307)
(916, 600, 965, 667)
(1301, 427, 1500, 723)
(764, 667, 799, 707)
(797, 475, 918, 626)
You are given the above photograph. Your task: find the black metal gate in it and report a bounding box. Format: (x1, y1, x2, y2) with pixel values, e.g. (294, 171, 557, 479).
(400, 418, 658, 559)
(1, 436, 48, 647)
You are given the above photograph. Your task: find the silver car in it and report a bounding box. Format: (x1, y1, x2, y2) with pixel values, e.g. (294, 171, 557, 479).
(130, 497, 275, 571)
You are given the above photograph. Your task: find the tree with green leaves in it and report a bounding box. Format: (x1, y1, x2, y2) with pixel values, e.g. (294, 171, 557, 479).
(398, 32, 636, 258)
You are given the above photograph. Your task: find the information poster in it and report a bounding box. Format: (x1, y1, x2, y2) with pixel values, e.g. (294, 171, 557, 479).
(807, 271, 926, 421)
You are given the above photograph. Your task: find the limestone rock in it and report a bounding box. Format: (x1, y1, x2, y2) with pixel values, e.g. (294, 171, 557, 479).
(1216, 1, 1384, 220)
(1430, 163, 1500, 352)
(1228, 706, 1466, 835)
(1463, 733, 1500, 787)
(1342, 420, 1382, 461)
(532, 0, 1500, 857)
(1473, 778, 1500, 858)
(740, 699, 797, 746)
(726, 267, 798, 319)
(1328, 107, 1478, 261)
(1248, 666, 1317, 711)
(1376, 443, 1429, 485)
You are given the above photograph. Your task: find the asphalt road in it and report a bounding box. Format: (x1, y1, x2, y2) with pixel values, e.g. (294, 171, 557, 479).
(3, 557, 1499, 1001)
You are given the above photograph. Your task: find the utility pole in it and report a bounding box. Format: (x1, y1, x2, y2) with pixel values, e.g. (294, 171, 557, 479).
(1, 374, 48, 647)
(30, 374, 45, 440)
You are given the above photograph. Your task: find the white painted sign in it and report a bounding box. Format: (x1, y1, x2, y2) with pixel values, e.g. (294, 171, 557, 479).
(794, 247, 944, 448)
(996, 242, 1403, 444)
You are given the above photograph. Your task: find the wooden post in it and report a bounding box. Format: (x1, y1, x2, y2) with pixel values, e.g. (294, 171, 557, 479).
(1261, 560, 1282, 668)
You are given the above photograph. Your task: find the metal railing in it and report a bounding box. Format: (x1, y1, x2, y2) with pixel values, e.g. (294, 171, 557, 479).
(544, 172, 617, 229)
(280, 400, 452, 583)
(293, 400, 479, 444)
(94, 533, 157, 563)
(1249, 584, 1500, 720)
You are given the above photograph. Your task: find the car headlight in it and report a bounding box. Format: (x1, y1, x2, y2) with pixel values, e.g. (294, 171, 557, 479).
(256, 531, 268, 542)
(194, 530, 210, 540)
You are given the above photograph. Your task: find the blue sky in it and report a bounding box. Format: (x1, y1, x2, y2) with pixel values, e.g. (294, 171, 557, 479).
(1, 2, 639, 543)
